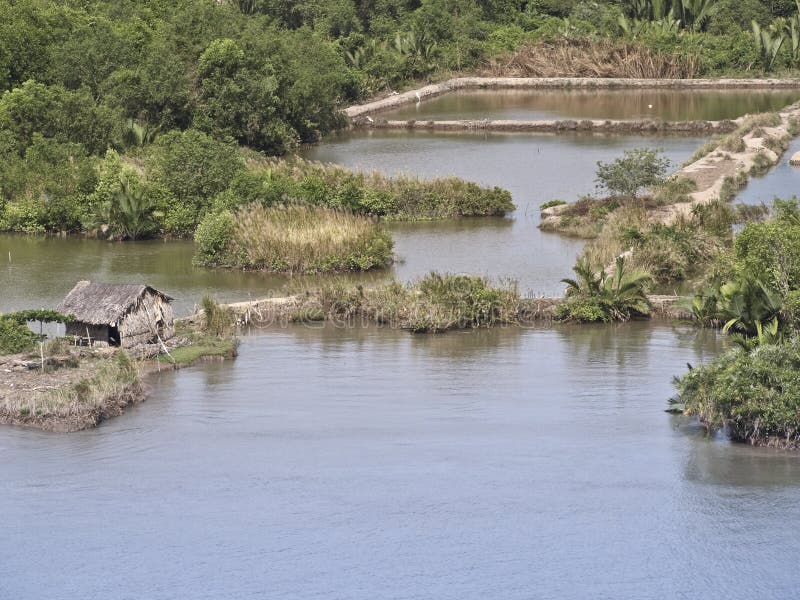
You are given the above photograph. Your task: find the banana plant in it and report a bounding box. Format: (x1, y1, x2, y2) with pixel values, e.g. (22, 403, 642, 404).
(752, 20, 786, 72)
(678, 0, 719, 31)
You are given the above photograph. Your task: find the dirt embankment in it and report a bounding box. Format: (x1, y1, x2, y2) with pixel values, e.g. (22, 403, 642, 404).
(352, 117, 736, 134)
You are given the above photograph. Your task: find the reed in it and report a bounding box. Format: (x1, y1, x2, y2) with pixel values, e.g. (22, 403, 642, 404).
(304, 273, 520, 333)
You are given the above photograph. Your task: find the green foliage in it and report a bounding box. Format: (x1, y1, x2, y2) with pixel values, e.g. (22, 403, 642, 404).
(147, 129, 245, 234)
(540, 199, 567, 210)
(0, 316, 37, 355)
(673, 338, 800, 446)
(556, 256, 653, 322)
(733, 199, 800, 292)
(194, 210, 237, 267)
(595, 148, 670, 200)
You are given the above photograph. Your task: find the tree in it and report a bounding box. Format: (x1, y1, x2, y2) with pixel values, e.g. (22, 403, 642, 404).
(595, 148, 670, 200)
(147, 129, 245, 234)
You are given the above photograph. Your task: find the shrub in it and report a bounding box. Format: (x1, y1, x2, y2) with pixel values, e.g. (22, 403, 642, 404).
(201, 296, 234, 337)
(0, 317, 37, 354)
(194, 210, 236, 267)
(556, 256, 652, 322)
(673, 339, 800, 447)
(595, 148, 670, 200)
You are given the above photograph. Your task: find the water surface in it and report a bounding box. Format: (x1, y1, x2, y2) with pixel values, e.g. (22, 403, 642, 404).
(304, 130, 705, 294)
(736, 137, 800, 207)
(386, 88, 800, 122)
(3, 324, 800, 599)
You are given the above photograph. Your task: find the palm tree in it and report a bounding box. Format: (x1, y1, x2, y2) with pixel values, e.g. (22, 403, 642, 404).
(603, 256, 653, 320)
(719, 276, 783, 337)
(109, 180, 158, 240)
(561, 256, 652, 321)
(562, 257, 605, 298)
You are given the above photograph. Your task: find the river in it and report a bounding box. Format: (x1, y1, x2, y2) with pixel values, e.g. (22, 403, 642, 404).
(3, 324, 800, 598)
(3, 91, 800, 599)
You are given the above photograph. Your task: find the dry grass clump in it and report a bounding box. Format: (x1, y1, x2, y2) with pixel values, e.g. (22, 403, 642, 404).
(483, 39, 698, 79)
(581, 201, 736, 284)
(231, 204, 393, 273)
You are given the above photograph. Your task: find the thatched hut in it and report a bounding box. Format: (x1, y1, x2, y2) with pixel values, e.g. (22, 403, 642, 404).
(57, 281, 174, 348)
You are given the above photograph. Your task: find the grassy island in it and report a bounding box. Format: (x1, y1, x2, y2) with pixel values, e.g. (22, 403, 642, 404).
(195, 204, 394, 273)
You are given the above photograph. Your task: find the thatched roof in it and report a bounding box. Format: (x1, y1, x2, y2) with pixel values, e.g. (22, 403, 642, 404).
(57, 281, 172, 326)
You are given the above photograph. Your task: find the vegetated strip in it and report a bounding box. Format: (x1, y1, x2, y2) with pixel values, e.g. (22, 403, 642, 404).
(355, 118, 736, 134)
(345, 77, 800, 119)
(193, 290, 690, 328)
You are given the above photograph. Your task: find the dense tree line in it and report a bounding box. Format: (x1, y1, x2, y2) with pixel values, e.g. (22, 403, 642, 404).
(1, 0, 799, 237)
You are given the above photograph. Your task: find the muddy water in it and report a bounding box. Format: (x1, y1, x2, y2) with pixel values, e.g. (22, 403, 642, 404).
(385, 88, 800, 122)
(3, 324, 800, 599)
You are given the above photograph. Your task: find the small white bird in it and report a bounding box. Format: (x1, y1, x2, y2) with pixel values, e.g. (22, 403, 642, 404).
(415, 91, 421, 103)
(648, 104, 653, 109)
(366, 116, 374, 123)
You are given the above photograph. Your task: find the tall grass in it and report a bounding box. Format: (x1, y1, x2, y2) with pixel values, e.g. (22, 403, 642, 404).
(305, 273, 520, 333)
(217, 204, 394, 273)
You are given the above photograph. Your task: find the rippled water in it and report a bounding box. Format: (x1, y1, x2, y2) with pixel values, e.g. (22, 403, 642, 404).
(385, 88, 800, 122)
(3, 324, 800, 599)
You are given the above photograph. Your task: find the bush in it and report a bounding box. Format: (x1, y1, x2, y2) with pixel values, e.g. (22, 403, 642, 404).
(596, 148, 670, 200)
(556, 256, 652, 322)
(194, 210, 236, 267)
(0, 317, 37, 355)
(673, 339, 800, 447)
(201, 296, 235, 337)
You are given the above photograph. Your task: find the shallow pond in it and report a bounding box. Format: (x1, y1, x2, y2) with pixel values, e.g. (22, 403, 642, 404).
(3, 324, 800, 599)
(384, 88, 800, 122)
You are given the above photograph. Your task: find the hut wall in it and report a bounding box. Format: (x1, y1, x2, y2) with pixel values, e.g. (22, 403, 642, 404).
(118, 291, 175, 349)
(65, 322, 110, 344)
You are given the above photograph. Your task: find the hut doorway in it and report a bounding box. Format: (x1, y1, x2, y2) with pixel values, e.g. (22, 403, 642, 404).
(108, 325, 121, 347)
